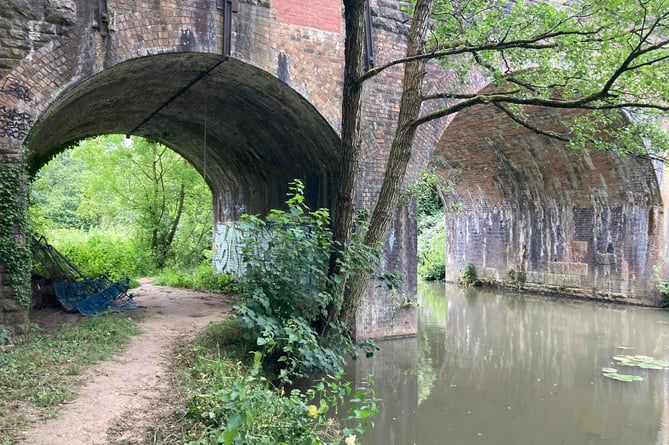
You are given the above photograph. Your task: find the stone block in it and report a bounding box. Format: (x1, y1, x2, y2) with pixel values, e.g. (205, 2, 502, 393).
(0, 311, 28, 335)
(0, 297, 24, 312)
(595, 253, 617, 265)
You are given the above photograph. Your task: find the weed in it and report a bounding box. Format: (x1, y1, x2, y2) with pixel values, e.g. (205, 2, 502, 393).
(180, 321, 377, 445)
(235, 180, 375, 383)
(459, 264, 479, 287)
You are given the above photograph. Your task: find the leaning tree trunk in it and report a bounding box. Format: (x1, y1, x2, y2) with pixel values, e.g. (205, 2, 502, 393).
(337, 0, 434, 330)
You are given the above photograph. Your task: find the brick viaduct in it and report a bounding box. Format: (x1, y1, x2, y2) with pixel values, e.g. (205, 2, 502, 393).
(0, 0, 667, 338)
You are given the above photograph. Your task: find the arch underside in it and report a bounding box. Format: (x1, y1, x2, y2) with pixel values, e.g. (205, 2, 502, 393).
(431, 101, 663, 302)
(27, 53, 340, 219)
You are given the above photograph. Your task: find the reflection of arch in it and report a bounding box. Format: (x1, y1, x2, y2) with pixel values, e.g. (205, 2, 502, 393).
(430, 90, 663, 302)
(26, 54, 341, 219)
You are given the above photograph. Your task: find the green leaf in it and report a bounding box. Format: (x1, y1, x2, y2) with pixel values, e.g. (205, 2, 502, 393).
(602, 372, 644, 382)
(612, 354, 669, 370)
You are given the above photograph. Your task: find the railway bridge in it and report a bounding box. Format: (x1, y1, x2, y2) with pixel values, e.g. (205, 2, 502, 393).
(0, 0, 666, 338)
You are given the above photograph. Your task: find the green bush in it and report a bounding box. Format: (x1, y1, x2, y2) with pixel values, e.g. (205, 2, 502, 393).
(418, 221, 446, 281)
(235, 180, 374, 383)
(414, 167, 447, 282)
(183, 321, 377, 445)
(417, 212, 445, 281)
(660, 280, 669, 308)
(460, 263, 479, 287)
(46, 228, 146, 280)
(182, 181, 380, 444)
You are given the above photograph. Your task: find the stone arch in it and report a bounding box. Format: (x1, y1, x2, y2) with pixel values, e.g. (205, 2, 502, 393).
(429, 92, 664, 303)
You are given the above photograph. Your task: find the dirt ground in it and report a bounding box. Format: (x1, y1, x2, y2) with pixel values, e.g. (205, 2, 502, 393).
(20, 278, 234, 445)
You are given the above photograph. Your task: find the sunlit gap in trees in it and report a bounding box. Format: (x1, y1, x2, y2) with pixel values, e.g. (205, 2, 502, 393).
(29, 134, 214, 282)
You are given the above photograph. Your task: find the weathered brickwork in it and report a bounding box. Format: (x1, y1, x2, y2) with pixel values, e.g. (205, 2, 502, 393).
(0, 263, 28, 336)
(432, 104, 666, 304)
(0, 0, 77, 80)
(0, 0, 666, 340)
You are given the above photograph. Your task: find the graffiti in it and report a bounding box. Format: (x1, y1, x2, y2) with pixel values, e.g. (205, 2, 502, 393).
(213, 222, 243, 275)
(1, 77, 32, 102)
(0, 105, 33, 139)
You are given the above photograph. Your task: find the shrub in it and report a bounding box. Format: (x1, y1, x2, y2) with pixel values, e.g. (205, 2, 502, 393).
(234, 180, 374, 383)
(418, 221, 446, 281)
(46, 228, 145, 280)
(182, 322, 377, 445)
(459, 263, 479, 287)
(660, 279, 669, 308)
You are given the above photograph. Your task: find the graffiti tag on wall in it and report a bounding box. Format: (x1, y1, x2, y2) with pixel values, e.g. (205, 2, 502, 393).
(213, 222, 243, 275)
(0, 105, 33, 139)
(1, 77, 32, 102)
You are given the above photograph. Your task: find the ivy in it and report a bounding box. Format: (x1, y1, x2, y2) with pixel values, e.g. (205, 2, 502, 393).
(0, 162, 31, 308)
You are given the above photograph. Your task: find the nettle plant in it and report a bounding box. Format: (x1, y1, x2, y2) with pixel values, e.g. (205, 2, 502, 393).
(234, 180, 376, 383)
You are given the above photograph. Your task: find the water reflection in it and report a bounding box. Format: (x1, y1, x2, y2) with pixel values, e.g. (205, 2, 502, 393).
(348, 282, 669, 445)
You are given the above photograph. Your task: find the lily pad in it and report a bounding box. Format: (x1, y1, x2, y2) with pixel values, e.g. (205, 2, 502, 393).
(602, 372, 644, 382)
(612, 355, 669, 370)
(601, 367, 618, 373)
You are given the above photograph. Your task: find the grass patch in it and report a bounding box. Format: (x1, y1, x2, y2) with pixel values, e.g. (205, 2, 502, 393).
(0, 314, 142, 444)
(154, 261, 237, 294)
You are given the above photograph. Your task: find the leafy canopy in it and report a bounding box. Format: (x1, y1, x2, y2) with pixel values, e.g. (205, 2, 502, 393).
(382, 0, 669, 148)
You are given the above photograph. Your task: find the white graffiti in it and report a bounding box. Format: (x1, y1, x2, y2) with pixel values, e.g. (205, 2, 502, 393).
(213, 222, 243, 275)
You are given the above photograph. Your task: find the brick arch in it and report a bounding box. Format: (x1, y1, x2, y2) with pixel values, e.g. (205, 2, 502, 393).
(26, 52, 341, 219)
(430, 97, 663, 303)
(2, 0, 348, 218)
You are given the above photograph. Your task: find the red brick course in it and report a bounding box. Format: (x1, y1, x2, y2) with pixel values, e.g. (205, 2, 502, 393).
(273, 0, 342, 33)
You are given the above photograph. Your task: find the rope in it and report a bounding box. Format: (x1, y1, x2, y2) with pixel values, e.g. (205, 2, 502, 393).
(203, 91, 207, 182)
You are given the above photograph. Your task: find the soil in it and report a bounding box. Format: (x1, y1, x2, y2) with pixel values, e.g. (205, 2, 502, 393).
(20, 278, 235, 445)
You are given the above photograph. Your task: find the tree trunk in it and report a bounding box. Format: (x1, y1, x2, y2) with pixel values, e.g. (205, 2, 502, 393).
(332, 0, 366, 259)
(164, 180, 186, 256)
(338, 0, 434, 329)
(325, 0, 367, 331)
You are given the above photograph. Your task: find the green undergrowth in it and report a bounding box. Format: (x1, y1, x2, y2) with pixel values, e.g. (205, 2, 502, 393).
(150, 181, 378, 444)
(171, 318, 376, 445)
(154, 260, 238, 294)
(0, 314, 141, 444)
(44, 228, 146, 282)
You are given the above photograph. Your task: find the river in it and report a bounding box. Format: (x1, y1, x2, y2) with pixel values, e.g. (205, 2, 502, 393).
(349, 282, 669, 445)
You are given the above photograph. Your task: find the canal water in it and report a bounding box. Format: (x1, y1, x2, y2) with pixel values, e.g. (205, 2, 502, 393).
(349, 282, 669, 445)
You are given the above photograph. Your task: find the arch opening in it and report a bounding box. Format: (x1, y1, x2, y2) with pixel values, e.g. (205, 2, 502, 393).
(26, 53, 341, 221)
(29, 135, 215, 291)
(423, 86, 663, 303)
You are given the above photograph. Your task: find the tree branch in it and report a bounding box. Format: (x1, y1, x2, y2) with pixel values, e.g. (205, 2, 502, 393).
(357, 27, 604, 83)
(494, 103, 571, 141)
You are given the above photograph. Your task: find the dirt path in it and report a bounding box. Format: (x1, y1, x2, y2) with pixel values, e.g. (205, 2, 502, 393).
(21, 278, 234, 445)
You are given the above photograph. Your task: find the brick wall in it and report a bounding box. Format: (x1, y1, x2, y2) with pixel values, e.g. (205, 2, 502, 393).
(0, 0, 77, 80)
(274, 0, 342, 33)
(432, 103, 664, 304)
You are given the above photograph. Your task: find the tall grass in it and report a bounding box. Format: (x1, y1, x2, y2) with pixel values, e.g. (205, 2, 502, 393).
(43, 228, 149, 280)
(154, 260, 237, 293)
